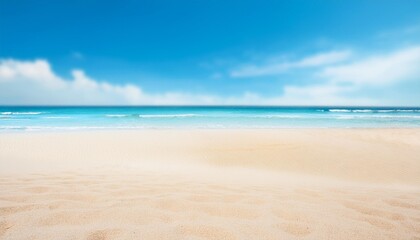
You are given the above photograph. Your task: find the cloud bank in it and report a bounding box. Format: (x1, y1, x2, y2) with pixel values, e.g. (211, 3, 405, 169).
(1, 44, 420, 106)
(0, 59, 218, 105)
(0, 58, 363, 106)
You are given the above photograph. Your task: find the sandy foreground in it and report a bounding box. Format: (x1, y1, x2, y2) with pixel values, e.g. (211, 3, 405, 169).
(0, 129, 419, 240)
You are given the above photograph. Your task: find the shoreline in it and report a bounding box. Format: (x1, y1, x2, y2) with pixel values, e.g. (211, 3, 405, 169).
(1, 126, 420, 134)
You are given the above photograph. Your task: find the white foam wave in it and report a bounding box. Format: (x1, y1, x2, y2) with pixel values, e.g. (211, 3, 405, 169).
(336, 115, 420, 119)
(376, 110, 420, 113)
(138, 114, 201, 118)
(352, 110, 373, 113)
(395, 110, 420, 112)
(328, 109, 351, 112)
(251, 115, 306, 119)
(1, 112, 45, 115)
(329, 109, 420, 113)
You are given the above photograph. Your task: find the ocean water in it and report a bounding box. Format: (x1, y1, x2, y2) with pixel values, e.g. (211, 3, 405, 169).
(0, 106, 420, 131)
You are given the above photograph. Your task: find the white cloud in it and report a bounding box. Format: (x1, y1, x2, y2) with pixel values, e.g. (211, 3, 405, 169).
(0, 58, 373, 106)
(0, 59, 144, 105)
(0, 60, 214, 105)
(227, 45, 420, 106)
(230, 50, 352, 77)
(0, 54, 417, 106)
(322, 46, 420, 85)
(0, 59, 221, 105)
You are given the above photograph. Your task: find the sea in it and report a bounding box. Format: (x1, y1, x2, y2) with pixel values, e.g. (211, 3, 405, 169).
(0, 106, 420, 131)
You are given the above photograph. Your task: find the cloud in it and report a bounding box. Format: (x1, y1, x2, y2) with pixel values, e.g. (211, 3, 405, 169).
(321, 46, 420, 86)
(227, 45, 420, 106)
(0, 52, 418, 106)
(230, 50, 352, 77)
(0, 58, 371, 106)
(0, 59, 220, 105)
(0, 59, 142, 105)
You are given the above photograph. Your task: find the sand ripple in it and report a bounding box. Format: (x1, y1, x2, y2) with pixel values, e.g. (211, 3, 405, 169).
(0, 171, 419, 240)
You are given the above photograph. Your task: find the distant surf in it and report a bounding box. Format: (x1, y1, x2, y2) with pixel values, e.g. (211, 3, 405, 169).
(0, 106, 419, 131)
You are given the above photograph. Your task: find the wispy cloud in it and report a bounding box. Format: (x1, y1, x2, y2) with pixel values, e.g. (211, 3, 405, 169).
(226, 45, 420, 106)
(322, 46, 420, 86)
(230, 50, 352, 77)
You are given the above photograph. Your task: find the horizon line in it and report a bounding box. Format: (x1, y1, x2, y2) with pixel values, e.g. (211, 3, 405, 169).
(1, 105, 420, 108)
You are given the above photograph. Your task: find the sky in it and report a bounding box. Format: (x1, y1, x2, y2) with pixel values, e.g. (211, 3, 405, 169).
(1, 0, 420, 106)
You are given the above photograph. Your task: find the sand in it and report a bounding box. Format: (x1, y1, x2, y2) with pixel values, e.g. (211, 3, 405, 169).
(0, 129, 419, 239)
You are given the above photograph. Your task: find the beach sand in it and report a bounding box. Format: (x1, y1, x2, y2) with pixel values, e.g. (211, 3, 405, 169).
(0, 129, 419, 239)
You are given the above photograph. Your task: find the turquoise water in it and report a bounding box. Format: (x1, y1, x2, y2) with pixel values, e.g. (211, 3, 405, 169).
(0, 106, 420, 131)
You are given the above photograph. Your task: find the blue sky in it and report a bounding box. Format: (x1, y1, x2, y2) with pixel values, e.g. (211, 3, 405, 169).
(1, 0, 420, 105)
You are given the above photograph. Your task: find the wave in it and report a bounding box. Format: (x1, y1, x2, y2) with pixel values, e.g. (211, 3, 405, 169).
(250, 115, 306, 119)
(376, 109, 420, 113)
(394, 110, 420, 112)
(1, 112, 45, 115)
(138, 114, 202, 118)
(328, 109, 351, 112)
(105, 114, 203, 118)
(328, 109, 420, 113)
(329, 109, 375, 113)
(377, 110, 394, 112)
(335, 115, 420, 119)
(105, 114, 129, 118)
(352, 110, 373, 113)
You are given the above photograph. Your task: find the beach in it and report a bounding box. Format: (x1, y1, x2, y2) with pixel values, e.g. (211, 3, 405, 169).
(0, 129, 419, 239)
